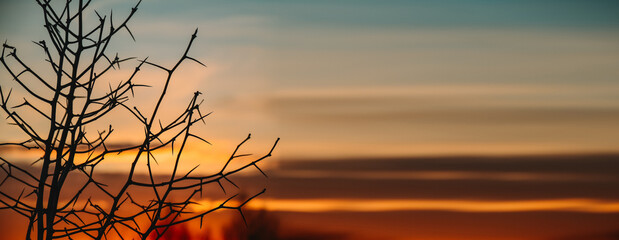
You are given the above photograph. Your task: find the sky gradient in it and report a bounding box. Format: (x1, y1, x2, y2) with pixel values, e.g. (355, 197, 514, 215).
(1, 0, 619, 239)
(2, 0, 619, 159)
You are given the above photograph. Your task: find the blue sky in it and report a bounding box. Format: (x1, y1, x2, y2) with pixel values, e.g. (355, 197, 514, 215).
(117, 0, 619, 28)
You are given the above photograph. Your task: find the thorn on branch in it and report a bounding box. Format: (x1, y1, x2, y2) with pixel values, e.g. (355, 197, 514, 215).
(217, 180, 226, 194)
(95, 10, 103, 21)
(188, 134, 211, 145)
(186, 56, 206, 67)
(192, 28, 198, 39)
(253, 163, 268, 178)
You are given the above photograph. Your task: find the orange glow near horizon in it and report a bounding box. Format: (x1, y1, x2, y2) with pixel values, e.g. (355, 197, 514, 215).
(190, 198, 619, 213)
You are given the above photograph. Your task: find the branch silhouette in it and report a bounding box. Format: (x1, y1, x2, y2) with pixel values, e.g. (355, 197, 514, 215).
(0, 0, 278, 239)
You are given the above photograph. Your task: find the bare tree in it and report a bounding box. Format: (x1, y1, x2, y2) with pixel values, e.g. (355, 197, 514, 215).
(0, 0, 279, 239)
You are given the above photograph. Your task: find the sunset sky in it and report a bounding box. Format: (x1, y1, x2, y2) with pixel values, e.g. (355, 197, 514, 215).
(2, 0, 619, 158)
(1, 0, 619, 239)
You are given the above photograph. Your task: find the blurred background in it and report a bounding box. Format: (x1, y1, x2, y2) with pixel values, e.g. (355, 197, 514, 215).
(1, 0, 619, 239)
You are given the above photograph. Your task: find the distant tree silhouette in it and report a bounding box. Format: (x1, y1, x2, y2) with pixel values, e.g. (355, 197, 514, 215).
(147, 202, 349, 240)
(223, 208, 280, 240)
(147, 206, 211, 240)
(220, 194, 347, 240)
(0, 0, 278, 239)
(222, 206, 349, 240)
